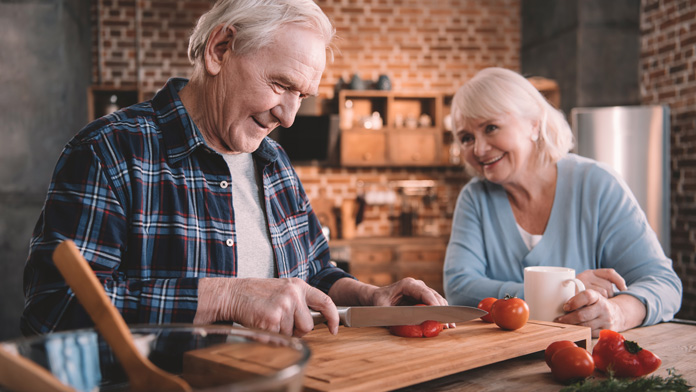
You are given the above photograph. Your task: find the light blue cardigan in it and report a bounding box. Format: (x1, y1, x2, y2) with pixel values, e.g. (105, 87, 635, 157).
(443, 154, 682, 326)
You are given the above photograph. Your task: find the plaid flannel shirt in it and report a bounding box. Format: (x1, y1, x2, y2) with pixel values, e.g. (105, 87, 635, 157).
(21, 78, 353, 335)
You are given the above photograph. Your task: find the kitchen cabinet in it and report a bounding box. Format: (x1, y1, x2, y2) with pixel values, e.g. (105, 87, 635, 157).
(330, 237, 449, 294)
(338, 91, 446, 167)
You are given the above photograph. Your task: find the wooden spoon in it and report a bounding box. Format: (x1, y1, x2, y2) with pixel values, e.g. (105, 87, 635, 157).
(0, 344, 75, 392)
(53, 240, 192, 392)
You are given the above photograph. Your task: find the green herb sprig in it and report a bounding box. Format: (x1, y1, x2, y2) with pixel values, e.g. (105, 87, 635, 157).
(560, 368, 691, 392)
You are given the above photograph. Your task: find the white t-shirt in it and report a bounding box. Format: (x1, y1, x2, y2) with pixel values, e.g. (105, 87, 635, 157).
(221, 153, 276, 278)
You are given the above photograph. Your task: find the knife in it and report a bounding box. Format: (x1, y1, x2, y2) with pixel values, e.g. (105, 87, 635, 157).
(310, 305, 486, 327)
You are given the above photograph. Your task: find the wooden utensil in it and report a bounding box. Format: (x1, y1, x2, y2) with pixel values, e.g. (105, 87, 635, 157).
(53, 240, 192, 392)
(0, 344, 75, 392)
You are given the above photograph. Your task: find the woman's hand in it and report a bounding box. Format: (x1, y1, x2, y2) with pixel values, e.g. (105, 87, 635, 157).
(555, 290, 647, 337)
(577, 268, 627, 298)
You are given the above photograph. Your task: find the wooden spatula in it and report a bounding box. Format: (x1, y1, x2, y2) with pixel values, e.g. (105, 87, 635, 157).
(0, 344, 75, 392)
(53, 240, 192, 392)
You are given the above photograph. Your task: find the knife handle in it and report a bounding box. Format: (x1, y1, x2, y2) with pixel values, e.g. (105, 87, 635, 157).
(310, 307, 348, 326)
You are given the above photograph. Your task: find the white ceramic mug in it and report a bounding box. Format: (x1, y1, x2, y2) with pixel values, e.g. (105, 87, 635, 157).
(523, 266, 586, 322)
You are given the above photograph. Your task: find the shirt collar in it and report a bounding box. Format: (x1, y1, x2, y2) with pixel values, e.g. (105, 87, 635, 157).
(153, 77, 278, 165)
(153, 78, 208, 164)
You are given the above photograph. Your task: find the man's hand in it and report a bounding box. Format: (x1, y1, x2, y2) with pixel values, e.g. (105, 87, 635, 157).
(367, 277, 448, 307)
(194, 277, 339, 337)
(328, 277, 454, 328)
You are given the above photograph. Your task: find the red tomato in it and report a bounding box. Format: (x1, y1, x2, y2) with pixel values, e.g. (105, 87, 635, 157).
(477, 297, 497, 323)
(545, 340, 578, 368)
(551, 346, 595, 383)
(490, 295, 529, 331)
(592, 329, 661, 378)
(421, 320, 444, 337)
(388, 304, 444, 338)
(388, 325, 423, 337)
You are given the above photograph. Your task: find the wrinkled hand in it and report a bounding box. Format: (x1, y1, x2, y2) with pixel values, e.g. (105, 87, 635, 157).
(368, 277, 448, 307)
(367, 277, 454, 328)
(576, 268, 627, 298)
(555, 290, 646, 337)
(554, 289, 622, 337)
(194, 277, 339, 337)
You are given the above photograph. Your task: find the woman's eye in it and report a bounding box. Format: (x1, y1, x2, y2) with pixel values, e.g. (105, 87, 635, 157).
(485, 124, 498, 133)
(459, 134, 474, 145)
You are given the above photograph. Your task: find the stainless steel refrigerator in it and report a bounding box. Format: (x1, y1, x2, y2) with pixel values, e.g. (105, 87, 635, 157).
(570, 105, 671, 254)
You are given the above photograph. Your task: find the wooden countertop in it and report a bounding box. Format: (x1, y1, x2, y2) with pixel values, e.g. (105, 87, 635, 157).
(395, 320, 696, 391)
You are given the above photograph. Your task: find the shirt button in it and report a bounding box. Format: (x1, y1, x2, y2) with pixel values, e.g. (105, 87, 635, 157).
(220, 181, 229, 189)
(226, 238, 234, 247)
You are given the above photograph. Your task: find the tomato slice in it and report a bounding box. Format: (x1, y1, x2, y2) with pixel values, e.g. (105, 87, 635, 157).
(388, 324, 423, 337)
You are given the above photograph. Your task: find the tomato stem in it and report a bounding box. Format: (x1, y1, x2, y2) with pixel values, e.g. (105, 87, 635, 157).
(623, 339, 643, 354)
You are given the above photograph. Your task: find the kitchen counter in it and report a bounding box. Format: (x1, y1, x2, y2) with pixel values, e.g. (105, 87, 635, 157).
(396, 320, 696, 391)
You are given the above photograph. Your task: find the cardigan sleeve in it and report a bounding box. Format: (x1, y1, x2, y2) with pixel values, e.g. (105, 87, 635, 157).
(443, 181, 524, 306)
(590, 165, 682, 326)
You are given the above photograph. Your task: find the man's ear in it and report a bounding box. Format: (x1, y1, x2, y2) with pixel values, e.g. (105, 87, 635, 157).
(204, 24, 236, 76)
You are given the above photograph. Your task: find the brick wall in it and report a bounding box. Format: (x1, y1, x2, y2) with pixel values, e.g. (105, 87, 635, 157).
(641, 0, 696, 321)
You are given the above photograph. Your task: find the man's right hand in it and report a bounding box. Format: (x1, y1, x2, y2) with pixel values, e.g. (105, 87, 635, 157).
(194, 277, 339, 337)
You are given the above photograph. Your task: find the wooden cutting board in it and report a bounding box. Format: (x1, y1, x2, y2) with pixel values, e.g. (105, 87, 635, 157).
(301, 320, 591, 392)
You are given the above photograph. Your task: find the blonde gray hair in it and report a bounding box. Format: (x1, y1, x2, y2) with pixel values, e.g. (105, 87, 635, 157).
(451, 67, 574, 167)
(187, 0, 335, 66)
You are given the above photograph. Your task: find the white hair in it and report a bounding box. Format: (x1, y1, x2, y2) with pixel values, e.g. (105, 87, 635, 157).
(451, 67, 574, 167)
(187, 0, 335, 66)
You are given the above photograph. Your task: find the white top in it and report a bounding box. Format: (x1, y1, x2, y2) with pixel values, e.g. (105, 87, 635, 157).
(516, 223, 543, 250)
(221, 153, 275, 278)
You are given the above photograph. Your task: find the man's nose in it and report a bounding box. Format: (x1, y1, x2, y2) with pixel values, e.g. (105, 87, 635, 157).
(272, 93, 302, 129)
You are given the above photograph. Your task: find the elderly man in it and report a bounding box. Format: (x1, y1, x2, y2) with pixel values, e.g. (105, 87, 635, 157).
(21, 0, 447, 337)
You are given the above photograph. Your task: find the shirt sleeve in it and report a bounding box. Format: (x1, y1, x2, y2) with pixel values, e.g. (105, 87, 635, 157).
(21, 141, 199, 335)
(443, 181, 524, 306)
(274, 159, 354, 292)
(591, 166, 683, 326)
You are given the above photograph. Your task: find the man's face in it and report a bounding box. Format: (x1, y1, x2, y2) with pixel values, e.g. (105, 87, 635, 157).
(208, 25, 326, 154)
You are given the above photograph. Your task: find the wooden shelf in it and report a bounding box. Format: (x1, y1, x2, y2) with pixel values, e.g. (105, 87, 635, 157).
(338, 90, 448, 167)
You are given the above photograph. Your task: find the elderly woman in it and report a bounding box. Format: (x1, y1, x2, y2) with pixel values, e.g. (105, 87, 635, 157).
(443, 67, 682, 335)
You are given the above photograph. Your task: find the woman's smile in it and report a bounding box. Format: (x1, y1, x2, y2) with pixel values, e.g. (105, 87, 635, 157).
(479, 153, 506, 166)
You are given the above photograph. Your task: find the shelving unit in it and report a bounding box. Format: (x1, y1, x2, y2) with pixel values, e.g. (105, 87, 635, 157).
(338, 90, 446, 167)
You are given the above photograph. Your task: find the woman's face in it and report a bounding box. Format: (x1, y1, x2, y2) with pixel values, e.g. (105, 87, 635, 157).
(454, 112, 539, 185)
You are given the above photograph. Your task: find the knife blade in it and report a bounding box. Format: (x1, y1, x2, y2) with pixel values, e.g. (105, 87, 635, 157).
(310, 305, 486, 327)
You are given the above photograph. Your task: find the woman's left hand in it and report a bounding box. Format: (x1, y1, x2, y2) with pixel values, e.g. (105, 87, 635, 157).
(577, 268, 627, 298)
(555, 290, 646, 337)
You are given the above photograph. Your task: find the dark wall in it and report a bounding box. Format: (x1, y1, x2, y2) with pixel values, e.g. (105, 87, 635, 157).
(0, 0, 91, 340)
(521, 0, 641, 116)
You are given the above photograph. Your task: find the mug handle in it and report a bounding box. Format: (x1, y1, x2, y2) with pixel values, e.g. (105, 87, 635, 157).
(563, 278, 586, 294)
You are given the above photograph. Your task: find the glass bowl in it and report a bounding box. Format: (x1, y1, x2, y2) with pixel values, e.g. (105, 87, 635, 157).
(0, 324, 310, 392)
